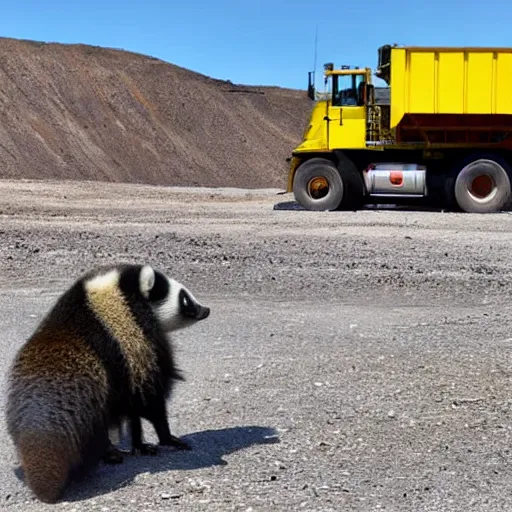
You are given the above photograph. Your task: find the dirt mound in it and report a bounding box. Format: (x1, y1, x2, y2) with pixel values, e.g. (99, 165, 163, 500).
(0, 37, 312, 188)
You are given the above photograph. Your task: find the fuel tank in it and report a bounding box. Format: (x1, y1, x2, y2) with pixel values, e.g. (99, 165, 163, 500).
(362, 163, 427, 197)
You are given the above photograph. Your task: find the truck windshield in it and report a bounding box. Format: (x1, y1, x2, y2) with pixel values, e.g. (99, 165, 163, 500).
(332, 74, 365, 107)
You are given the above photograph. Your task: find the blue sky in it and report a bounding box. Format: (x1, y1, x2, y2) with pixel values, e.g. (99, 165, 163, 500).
(1, 0, 512, 90)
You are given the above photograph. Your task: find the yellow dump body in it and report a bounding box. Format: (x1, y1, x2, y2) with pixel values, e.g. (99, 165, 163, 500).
(390, 46, 512, 129)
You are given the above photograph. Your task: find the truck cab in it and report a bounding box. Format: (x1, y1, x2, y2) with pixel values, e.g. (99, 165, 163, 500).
(295, 65, 374, 154)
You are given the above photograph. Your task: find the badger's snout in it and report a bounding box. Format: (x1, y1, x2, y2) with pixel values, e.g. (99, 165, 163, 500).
(196, 305, 210, 320)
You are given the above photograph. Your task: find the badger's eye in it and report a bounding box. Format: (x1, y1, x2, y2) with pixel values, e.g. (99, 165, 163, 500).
(179, 289, 196, 315)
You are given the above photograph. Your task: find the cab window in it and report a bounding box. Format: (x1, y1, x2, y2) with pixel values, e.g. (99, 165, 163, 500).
(332, 74, 365, 107)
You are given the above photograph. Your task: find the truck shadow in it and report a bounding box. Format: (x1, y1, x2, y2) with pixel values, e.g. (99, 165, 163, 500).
(14, 425, 279, 502)
(273, 200, 512, 213)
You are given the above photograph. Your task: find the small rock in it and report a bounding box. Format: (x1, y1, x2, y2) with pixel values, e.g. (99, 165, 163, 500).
(387, 410, 396, 419)
(161, 492, 181, 500)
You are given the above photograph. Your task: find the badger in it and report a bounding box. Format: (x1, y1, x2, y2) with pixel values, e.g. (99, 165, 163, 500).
(5, 262, 210, 503)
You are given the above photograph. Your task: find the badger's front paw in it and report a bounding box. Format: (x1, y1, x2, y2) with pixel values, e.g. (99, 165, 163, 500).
(160, 434, 192, 451)
(103, 445, 129, 464)
(132, 442, 159, 456)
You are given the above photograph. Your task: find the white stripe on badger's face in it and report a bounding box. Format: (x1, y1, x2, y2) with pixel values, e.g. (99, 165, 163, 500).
(152, 277, 183, 332)
(152, 276, 202, 333)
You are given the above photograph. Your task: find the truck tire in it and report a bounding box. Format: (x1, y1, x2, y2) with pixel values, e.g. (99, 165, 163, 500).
(292, 157, 364, 211)
(452, 156, 512, 213)
(293, 158, 344, 211)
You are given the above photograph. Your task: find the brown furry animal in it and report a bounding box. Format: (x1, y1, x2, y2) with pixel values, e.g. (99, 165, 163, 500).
(5, 263, 210, 503)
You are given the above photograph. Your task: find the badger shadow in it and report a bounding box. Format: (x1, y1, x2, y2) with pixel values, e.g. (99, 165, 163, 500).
(14, 425, 279, 502)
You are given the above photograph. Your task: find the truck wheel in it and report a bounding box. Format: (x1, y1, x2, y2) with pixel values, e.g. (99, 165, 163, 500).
(293, 157, 364, 211)
(293, 158, 344, 211)
(453, 157, 512, 213)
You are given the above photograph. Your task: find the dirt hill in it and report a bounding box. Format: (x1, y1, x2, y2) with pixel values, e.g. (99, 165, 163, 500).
(0, 37, 312, 189)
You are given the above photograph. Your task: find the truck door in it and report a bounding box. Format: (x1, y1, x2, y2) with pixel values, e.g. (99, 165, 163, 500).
(327, 73, 367, 149)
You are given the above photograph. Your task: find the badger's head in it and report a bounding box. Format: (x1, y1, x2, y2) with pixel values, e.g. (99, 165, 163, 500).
(83, 263, 210, 334)
(138, 265, 210, 332)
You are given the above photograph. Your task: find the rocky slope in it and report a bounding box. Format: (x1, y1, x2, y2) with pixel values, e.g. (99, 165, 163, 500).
(0, 38, 311, 188)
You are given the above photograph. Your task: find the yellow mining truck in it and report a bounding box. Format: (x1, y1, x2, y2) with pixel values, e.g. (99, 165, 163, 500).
(287, 44, 512, 213)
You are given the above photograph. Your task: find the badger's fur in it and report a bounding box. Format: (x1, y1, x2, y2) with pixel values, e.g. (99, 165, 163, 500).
(5, 263, 210, 503)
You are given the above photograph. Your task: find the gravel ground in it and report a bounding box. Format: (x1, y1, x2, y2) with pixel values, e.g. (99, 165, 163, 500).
(2, 179, 512, 511)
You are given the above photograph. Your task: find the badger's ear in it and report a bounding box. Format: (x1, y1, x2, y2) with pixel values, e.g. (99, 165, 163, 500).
(139, 265, 155, 298)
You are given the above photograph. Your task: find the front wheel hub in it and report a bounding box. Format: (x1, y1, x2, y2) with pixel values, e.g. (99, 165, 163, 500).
(307, 176, 329, 199)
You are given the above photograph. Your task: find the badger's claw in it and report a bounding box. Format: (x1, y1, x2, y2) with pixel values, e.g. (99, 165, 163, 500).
(160, 434, 192, 451)
(103, 445, 128, 464)
(132, 442, 159, 456)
